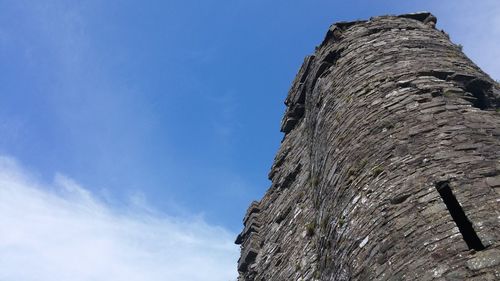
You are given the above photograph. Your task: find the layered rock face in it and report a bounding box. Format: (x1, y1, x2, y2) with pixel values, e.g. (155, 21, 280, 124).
(236, 12, 500, 281)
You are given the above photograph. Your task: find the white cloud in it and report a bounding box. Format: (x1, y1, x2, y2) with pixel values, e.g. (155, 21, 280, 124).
(0, 156, 239, 281)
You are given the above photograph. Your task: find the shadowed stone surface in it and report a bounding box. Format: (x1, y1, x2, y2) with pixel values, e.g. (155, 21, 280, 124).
(236, 12, 500, 281)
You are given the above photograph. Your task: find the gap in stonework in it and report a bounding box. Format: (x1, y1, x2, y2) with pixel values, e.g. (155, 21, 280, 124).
(435, 181, 485, 251)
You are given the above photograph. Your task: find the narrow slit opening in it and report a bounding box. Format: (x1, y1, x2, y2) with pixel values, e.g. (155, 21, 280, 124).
(435, 181, 485, 251)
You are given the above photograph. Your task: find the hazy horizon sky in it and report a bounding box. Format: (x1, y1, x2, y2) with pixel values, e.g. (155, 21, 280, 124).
(1, 0, 499, 280)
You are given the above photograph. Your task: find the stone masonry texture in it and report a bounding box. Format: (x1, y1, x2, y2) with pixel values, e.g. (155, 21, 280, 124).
(236, 12, 500, 281)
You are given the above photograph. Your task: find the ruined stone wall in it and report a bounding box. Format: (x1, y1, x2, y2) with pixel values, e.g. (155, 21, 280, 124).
(236, 12, 500, 281)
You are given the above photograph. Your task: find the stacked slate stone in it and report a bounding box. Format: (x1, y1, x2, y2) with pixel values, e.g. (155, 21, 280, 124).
(236, 12, 500, 281)
(236, 201, 262, 276)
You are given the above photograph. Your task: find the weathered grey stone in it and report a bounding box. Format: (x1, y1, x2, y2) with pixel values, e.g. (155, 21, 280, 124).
(466, 249, 500, 270)
(236, 12, 500, 281)
(445, 269, 468, 281)
(398, 12, 433, 23)
(485, 176, 500, 187)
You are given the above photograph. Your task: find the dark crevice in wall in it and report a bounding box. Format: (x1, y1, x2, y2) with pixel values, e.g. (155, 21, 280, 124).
(435, 181, 485, 251)
(310, 49, 344, 92)
(323, 49, 343, 65)
(315, 62, 333, 80)
(465, 79, 494, 110)
(275, 206, 292, 224)
(280, 164, 302, 189)
(416, 71, 499, 110)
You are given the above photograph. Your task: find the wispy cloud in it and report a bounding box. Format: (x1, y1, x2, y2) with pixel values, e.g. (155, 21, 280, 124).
(0, 156, 238, 281)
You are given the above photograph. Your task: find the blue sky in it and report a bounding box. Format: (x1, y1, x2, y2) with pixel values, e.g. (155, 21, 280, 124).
(0, 0, 499, 280)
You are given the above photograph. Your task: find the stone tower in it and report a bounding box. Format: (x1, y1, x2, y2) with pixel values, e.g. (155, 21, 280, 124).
(236, 12, 500, 280)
